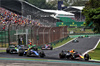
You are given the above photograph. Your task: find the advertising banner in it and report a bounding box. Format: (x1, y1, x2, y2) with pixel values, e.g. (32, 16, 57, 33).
(56, 22, 85, 27)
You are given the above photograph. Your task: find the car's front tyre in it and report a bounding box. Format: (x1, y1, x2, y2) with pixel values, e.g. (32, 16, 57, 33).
(39, 51, 45, 58)
(6, 48, 10, 53)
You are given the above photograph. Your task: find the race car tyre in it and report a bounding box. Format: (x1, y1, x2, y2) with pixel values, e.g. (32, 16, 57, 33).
(6, 48, 10, 53)
(18, 50, 24, 56)
(50, 47, 53, 50)
(39, 51, 45, 58)
(26, 50, 31, 57)
(84, 54, 90, 61)
(59, 53, 66, 59)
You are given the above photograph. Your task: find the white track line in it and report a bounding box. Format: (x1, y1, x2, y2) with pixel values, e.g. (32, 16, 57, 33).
(82, 39, 100, 56)
(53, 38, 76, 50)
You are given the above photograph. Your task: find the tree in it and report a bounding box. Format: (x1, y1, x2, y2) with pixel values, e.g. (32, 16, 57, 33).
(82, 0, 100, 33)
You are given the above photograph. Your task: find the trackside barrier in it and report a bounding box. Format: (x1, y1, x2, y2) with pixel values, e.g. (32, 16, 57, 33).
(0, 31, 8, 47)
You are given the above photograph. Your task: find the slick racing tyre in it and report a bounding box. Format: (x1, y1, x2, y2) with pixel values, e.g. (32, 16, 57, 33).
(84, 54, 90, 61)
(50, 47, 53, 50)
(6, 48, 10, 53)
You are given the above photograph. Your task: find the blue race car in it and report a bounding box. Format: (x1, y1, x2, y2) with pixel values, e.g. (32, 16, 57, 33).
(18, 47, 45, 58)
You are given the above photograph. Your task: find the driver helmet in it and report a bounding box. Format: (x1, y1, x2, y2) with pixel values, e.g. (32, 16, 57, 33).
(72, 49, 75, 52)
(29, 42, 32, 45)
(67, 50, 70, 52)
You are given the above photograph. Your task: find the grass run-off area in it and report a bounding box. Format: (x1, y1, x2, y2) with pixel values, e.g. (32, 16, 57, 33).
(68, 28, 94, 33)
(53, 37, 73, 48)
(89, 42, 100, 60)
(0, 50, 6, 52)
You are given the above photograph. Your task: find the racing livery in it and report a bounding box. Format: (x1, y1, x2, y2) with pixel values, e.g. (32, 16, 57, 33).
(18, 46, 45, 58)
(72, 39, 79, 43)
(6, 44, 27, 54)
(78, 36, 83, 38)
(6, 44, 19, 54)
(59, 50, 90, 61)
(41, 44, 53, 50)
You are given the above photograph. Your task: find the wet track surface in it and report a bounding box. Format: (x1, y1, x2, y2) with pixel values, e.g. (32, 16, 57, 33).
(0, 36, 100, 60)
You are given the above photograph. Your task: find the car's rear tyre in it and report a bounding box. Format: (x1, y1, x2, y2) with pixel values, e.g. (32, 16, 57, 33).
(84, 54, 90, 61)
(50, 47, 53, 50)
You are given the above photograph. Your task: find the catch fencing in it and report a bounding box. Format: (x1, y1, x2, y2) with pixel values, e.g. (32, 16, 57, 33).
(0, 24, 68, 47)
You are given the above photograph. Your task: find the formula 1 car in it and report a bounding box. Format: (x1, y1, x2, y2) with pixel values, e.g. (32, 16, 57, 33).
(78, 36, 83, 38)
(59, 50, 90, 61)
(18, 47, 45, 58)
(41, 44, 53, 50)
(6, 44, 27, 54)
(72, 39, 79, 43)
(6, 44, 19, 54)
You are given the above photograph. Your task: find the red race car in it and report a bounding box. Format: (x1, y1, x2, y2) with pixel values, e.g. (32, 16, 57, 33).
(41, 44, 53, 50)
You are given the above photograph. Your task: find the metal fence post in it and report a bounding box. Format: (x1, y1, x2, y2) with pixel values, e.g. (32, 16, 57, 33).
(49, 27, 52, 43)
(37, 27, 40, 46)
(31, 25, 33, 43)
(33, 26, 36, 44)
(8, 23, 11, 46)
(43, 27, 46, 44)
(26, 29, 28, 45)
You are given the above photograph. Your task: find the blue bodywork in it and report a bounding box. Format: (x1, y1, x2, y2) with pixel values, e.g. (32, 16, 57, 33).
(32, 51, 39, 56)
(24, 50, 39, 56)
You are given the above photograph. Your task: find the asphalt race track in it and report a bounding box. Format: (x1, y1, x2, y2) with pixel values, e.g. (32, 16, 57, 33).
(43, 36, 100, 58)
(0, 36, 100, 60)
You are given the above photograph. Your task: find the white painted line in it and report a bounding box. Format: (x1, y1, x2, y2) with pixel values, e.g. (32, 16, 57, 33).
(82, 39, 100, 56)
(90, 59, 100, 62)
(53, 38, 76, 50)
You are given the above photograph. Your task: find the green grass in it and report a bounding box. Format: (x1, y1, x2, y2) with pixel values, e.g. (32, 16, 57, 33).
(53, 37, 73, 48)
(0, 50, 6, 52)
(89, 42, 100, 60)
(68, 28, 94, 33)
(0, 43, 8, 48)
